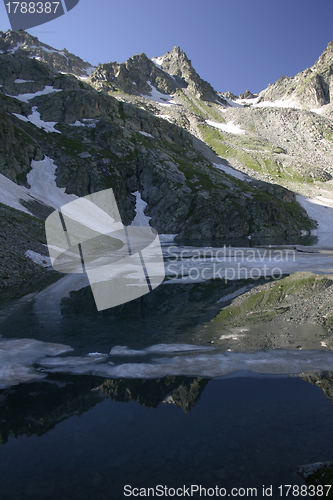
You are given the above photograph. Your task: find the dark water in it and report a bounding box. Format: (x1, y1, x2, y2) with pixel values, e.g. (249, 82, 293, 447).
(1, 374, 333, 499)
(0, 240, 333, 498)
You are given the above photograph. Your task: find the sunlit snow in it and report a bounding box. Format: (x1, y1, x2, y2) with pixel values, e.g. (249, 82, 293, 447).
(213, 162, 249, 181)
(138, 131, 154, 138)
(151, 56, 165, 69)
(0, 156, 77, 214)
(7, 85, 62, 102)
(253, 98, 301, 109)
(14, 79, 34, 84)
(206, 120, 245, 135)
(13, 106, 61, 133)
(142, 81, 176, 105)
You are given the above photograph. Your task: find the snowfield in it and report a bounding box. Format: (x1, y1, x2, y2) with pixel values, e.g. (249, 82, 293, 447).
(7, 85, 62, 102)
(0, 156, 77, 214)
(13, 106, 61, 134)
(206, 119, 245, 135)
(142, 81, 176, 105)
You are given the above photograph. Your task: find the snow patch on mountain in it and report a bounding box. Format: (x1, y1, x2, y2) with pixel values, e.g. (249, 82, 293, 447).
(27, 157, 78, 209)
(151, 56, 165, 69)
(7, 85, 62, 102)
(13, 106, 61, 134)
(206, 120, 245, 135)
(296, 195, 333, 247)
(0, 157, 77, 214)
(14, 79, 34, 84)
(254, 98, 301, 109)
(25, 250, 51, 267)
(131, 191, 151, 226)
(213, 163, 249, 182)
(142, 81, 176, 105)
(138, 131, 154, 138)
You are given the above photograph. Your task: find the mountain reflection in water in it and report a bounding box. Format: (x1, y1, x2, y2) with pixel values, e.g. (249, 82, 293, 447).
(1, 375, 333, 499)
(0, 241, 333, 497)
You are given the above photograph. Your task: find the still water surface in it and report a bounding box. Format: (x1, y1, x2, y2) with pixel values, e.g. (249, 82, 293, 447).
(0, 239, 333, 498)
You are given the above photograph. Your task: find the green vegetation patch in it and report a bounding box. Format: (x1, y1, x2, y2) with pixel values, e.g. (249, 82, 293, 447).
(212, 272, 332, 328)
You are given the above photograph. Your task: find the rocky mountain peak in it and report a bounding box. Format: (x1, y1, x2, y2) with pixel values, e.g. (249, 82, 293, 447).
(258, 40, 333, 108)
(0, 29, 94, 77)
(151, 46, 223, 102)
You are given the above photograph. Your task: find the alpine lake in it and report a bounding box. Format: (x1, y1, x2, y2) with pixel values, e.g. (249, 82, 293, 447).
(1, 236, 333, 500)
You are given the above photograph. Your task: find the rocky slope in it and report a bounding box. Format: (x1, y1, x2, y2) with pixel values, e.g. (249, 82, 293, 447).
(202, 271, 333, 351)
(258, 41, 333, 110)
(0, 30, 332, 297)
(0, 30, 94, 77)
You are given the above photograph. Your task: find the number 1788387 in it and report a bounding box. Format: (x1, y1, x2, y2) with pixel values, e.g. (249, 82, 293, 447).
(5, 2, 60, 14)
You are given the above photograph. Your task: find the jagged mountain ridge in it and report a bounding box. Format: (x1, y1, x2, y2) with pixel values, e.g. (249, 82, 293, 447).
(0, 30, 94, 77)
(258, 41, 333, 109)
(2, 30, 333, 294)
(89, 45, 226, 104)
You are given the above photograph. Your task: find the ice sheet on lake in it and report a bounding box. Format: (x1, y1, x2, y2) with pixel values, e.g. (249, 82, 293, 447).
(163, 245, 333, 283)
(35, 348, 333, 380)
(0, 338, 72, 388)
(110, 344, 214, 356)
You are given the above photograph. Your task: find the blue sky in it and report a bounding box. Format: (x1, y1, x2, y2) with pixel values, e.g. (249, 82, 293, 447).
(1, 0, 333, 95)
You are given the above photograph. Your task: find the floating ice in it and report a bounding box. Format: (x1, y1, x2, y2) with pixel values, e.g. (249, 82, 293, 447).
(110, 344, 214, 356)
(0, 338, 72, 388)
(34, 348, 333, 380)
